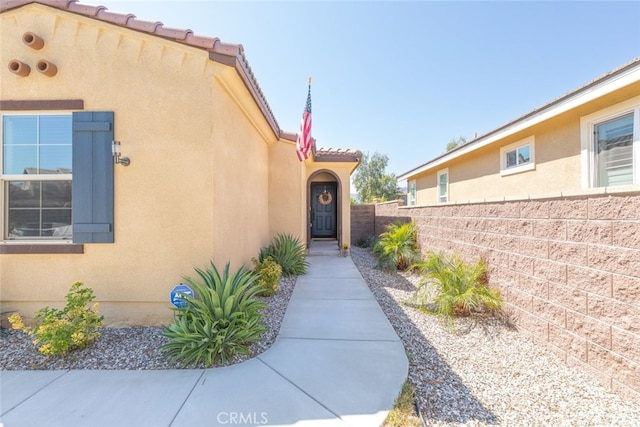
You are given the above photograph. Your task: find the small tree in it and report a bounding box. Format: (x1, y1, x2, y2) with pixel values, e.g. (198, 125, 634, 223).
(352, 152, 403, 203)
(446, 136, 467, 152)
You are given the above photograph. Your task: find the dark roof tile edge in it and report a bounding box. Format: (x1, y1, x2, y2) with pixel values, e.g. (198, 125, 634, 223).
(1, 0, 281, 136)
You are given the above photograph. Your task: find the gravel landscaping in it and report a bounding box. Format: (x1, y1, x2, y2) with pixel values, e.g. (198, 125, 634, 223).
(0, 277, 296, 370)
(2, 249, 639, 426)
(350, 246, 640, 426)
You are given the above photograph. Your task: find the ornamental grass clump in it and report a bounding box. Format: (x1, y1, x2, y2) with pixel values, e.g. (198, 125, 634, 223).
(8, 281, 103, 356)
(259, 233, 308, 277)
(252, 256, 282, 297)
(412, 251, 503, 326)
(373, 220, 421, 271)
(161, 262, 266, 366)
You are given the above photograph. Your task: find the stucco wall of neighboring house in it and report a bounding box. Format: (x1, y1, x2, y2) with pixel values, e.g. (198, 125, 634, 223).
(0, 5, 281, 325)
(410, 83, 640, 205)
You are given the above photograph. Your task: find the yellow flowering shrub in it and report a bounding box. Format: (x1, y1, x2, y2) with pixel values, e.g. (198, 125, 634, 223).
(8, 281, 104, 356)
(252, 256, 282, 297)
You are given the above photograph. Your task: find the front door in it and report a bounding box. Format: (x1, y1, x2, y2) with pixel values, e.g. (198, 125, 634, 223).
(311, 183, 337, 238)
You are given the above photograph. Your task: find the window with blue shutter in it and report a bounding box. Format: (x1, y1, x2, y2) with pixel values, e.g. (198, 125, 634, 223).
(2, 114, 73, 240)
(72, 112, 114, 243)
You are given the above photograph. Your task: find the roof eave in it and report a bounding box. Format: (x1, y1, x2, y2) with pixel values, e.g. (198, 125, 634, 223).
(398, 57, 640, 181)
(209, 51, 281, 139)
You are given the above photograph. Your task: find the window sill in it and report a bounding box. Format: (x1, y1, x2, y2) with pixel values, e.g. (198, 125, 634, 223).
(0, 243, 84, 254)
(500, 163, 535, 176)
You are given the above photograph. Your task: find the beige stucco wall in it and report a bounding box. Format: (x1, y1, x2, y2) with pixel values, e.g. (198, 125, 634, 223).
(268, 139, 306, 240)
(410, 82, 640, 205)
(0, 4, 287, 325)
(0, 4, 360, 326)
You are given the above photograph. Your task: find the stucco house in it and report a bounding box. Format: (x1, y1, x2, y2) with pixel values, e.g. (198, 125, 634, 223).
(0, 0, 361, 326)
(399, 58, 640, 204)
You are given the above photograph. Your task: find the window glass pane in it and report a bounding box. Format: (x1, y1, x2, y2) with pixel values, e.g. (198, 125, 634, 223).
(7, 209, 41, 238)
(3, 145, 37, 174)
(39, 145, 72, 172)
(438, 173, 448, 202)
(506, 150, 517, 168)
(409, 182, 416, 205)
(42, 210, 73, 237)
(517, 145, 530, 164)
(3, 116, 37, 144)
(596, 113, 634, 187)
(6, 180, 72, 239)
(2, 115, 71, 174)
(7, 181, 40, 208)
(42, 181, 72, 207)
(39, 116, 72, 145)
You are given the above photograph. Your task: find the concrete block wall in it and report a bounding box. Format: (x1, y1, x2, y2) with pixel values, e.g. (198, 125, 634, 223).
(350, 204, 375, 245)
(370, 193, 640, 402)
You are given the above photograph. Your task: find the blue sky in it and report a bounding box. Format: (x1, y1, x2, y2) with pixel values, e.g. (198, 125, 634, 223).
(98, 1, 640, 181)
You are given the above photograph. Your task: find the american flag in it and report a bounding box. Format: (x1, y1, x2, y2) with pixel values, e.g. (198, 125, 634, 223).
(296, 81, 312, 161)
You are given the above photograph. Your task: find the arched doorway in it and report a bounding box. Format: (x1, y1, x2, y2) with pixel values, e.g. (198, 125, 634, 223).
(307, 170, 341, 245)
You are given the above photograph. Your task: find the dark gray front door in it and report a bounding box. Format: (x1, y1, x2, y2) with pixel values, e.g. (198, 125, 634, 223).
(311, 183, 337, 238)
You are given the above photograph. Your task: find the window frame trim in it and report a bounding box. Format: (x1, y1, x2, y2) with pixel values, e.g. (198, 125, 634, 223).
(580, 95, 640, 189)
(499, 136, 535, 176)
(408, 180, 416, 206)
(437, 168, 449, 204)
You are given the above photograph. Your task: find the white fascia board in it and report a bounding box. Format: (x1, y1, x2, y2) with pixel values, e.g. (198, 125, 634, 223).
(399, 64, 640, 181)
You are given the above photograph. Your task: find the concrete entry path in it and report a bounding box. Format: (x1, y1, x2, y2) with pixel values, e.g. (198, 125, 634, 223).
(1, 252, 408, 427)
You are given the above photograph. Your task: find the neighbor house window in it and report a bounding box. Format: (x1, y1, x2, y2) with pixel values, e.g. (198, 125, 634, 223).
(500, 136, 535, 176)
(2, 114, 72, 240)
(594, 112, 634, 186)
(409, 180, 416, 206)
(437, 169, 448, 203)
(581, 98, 639, 189)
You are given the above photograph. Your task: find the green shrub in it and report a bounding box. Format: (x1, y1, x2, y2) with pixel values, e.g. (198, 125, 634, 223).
(252, 256, 282, 297)
(413, 251, 503, 324)
(355, 235, 378, 248)
(8, 281, 103, 356)
(373, 221, 421, 271)
(260, 233, 309, 277)
(161, 262, 266, 366)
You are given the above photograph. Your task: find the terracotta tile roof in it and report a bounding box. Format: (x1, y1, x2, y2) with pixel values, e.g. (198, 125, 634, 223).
(1, 0, 281, 137)
(314, 147, 362, 163)
(277, 132, 361, 163)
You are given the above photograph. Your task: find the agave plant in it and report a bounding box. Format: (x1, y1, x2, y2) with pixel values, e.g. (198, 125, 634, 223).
(373, 220, 421, 271)
(260, 233, 309, 277)
(414, 251, 502, 323)
(161, 262, 266, 366)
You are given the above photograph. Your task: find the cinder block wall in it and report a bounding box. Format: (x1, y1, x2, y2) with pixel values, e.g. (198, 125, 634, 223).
(372, 193, 640, 402)
(350, 204, 375, 245)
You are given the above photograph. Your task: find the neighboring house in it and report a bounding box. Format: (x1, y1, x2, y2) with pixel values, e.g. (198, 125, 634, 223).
(399, 58, 640, 204)
(0, 0, 360, 325)
(384, 59, 640, 402)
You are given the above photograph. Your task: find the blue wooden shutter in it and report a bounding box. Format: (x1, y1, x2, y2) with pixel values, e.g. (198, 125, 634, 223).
(72, 112, 114, 243)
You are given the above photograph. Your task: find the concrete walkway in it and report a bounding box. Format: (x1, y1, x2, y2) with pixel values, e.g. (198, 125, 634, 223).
(0, 245, 408, 427)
